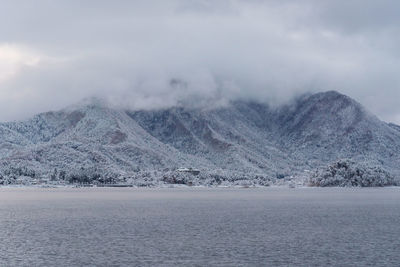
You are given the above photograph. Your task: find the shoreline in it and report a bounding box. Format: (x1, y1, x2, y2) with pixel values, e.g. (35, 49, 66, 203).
(0, 184, 399, 189)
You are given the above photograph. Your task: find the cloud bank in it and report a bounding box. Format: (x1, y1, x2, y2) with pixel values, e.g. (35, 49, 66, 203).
(0, 0, 399, 123)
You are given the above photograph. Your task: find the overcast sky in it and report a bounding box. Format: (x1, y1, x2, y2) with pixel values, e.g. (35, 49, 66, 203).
(0, 0, 399, 123)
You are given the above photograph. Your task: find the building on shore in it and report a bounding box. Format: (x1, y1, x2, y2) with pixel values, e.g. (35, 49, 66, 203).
(176, 167, 200, 175)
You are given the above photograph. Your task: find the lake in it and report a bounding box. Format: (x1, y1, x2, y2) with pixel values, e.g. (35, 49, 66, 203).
(0, 187, 399, 266)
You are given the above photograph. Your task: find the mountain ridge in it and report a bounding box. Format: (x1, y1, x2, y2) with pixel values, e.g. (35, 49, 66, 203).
(0, 90, 399, 185)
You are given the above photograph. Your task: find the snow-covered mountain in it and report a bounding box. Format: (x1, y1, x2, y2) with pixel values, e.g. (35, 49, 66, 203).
(1, 91, 399, 185)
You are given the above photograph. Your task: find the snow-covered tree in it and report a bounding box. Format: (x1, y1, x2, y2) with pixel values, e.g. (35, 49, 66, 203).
(308, 159, 397, 187)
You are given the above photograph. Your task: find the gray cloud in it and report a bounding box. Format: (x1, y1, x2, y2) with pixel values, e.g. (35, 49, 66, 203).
(0, 0, 399, 123)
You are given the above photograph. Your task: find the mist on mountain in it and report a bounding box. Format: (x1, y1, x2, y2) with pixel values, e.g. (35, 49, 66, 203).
(0, 90, 399, 187)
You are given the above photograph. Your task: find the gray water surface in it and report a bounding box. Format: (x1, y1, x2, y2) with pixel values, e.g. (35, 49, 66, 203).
(0, 187, 399, 266)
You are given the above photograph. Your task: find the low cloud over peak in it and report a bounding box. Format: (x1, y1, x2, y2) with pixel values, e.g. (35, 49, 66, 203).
(0, 0, 399, 123)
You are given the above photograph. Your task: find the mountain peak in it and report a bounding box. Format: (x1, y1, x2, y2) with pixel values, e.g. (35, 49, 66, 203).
(318, 90, 344, 97)
(306, 90, 353, 103)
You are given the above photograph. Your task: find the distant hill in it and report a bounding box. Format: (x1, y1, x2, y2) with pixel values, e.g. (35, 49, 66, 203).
(1, 91, 399, 186)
